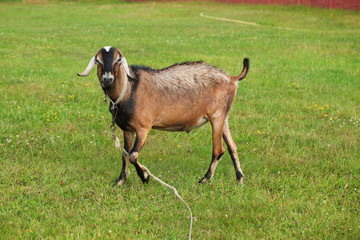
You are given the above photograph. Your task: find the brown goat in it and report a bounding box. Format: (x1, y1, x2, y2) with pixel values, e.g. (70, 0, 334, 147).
(78, 46, 249, 185)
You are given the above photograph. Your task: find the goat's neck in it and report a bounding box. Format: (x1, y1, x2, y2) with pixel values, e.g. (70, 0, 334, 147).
(106, 65, 129, 105)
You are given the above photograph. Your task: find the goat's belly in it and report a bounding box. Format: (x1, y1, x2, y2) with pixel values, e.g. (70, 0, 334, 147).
(152, 117, 208, 132)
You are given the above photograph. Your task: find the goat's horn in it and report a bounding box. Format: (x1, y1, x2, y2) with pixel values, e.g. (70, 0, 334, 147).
(77, 56, 96, 77)
(121, 57, 134, 79)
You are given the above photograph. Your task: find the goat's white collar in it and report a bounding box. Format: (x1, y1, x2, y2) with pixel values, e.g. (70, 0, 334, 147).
(108, 67, 129, 110)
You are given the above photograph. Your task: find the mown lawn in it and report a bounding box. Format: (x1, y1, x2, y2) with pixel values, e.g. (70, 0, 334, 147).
(0, 1, 359, 239)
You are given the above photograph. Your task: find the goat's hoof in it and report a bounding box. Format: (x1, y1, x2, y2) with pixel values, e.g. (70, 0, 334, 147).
(236, 171, 244, 184)
(113, 178, 126, 186)
(141, 171, 150, 184)
(198, 177, 209, 184)
(117, 178, 127, 186)
(113, 171, 130, 186)
(141, 177, 150, 184)
(237, 177, 244, 184)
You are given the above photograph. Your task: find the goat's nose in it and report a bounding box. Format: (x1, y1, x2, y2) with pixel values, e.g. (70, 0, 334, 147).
(104, 77, 113, 84)
(102, 72, 114, 87)
(102, 78, 114, 88)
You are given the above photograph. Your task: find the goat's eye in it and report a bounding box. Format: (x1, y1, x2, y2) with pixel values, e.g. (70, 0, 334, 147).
(115, 59, 121, 65)
(114, 57, 121, 64)
(95, 58, 104, 65)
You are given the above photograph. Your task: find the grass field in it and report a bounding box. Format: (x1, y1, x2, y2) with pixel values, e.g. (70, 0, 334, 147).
(0, 0, 359, 239)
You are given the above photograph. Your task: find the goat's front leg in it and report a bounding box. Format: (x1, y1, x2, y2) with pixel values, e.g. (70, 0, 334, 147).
(199, 118, 225, 184)
(129, 128, 150, 183)
(115, 131, 134, 186)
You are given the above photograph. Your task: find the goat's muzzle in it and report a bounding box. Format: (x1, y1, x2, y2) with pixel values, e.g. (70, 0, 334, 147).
(101, 72, 115, 88)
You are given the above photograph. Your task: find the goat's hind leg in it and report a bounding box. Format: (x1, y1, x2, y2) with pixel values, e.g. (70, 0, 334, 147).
(114, 131, 134, 186)
(223, 118, 244, 183)
(199, 118, 225, 184)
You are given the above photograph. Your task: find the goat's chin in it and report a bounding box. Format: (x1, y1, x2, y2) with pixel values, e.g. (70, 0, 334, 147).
(101, 84, 112, 90)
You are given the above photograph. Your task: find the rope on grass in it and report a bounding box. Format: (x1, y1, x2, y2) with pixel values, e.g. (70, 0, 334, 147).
(141, 165, 193, 240)
(200, 12, 309, 31)
(200, 12, 259, 26)
(200, 12, 360, 34)
(113, 135, 193, 240)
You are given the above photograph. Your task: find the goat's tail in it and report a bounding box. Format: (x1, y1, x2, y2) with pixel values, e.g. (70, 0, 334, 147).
(231, 58, 249, 82)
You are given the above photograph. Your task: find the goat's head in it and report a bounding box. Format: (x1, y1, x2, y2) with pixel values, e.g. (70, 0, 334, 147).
(77, 46, 133, 89)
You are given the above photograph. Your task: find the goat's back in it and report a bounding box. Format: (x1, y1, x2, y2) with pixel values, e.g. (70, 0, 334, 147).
(130, 61, 230, 96)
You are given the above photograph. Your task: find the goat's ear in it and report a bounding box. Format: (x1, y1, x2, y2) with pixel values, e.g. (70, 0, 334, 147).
(77, 56, 96, 77)
(120, 57, 135, 79)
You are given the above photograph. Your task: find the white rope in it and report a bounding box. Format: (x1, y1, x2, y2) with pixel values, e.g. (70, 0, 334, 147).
(112, 135, 193, 240)
(200, 12, 309, 31)
(141, 165, 193, 240)
(200, 12, 360, 34)
(200, 12, 258, 26)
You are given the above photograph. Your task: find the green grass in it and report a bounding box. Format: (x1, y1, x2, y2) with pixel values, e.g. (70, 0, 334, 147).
(1, 1, 359, 239)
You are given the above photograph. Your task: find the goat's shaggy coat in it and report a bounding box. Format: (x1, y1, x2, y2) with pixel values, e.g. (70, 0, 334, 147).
(78, 47, 249, 185)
